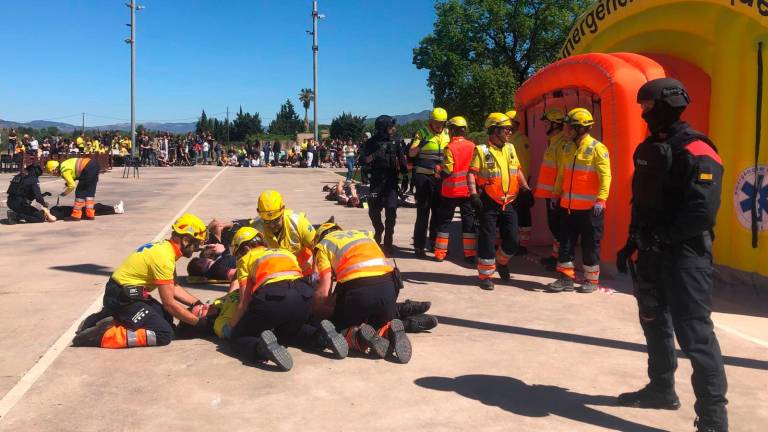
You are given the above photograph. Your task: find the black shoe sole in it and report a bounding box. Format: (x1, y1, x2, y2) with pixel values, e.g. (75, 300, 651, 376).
(618, 398, 681, 410)
(319, 320, 348, 359)
(258, 330, 293, 371)
(358, 324, 389, 358)
(388, 319, 412, 364)
(72, 317, 114, 347)
(405, 314, 439, 332)
(497, 267, 511, 281)
(479, 281, 495, 291)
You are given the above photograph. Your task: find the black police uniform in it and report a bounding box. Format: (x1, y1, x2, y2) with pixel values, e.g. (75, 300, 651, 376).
(6, 167, 48, 223)
(623, 119, 728, 429)
(363, 116, 405, 250)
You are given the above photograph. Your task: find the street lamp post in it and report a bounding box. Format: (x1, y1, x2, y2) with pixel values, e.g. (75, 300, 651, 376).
(125, 1, 144, 157)
(311, 1, 325, 144)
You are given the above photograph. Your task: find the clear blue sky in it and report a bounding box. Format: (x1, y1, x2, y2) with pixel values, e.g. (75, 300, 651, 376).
(0, 1, 435, 126)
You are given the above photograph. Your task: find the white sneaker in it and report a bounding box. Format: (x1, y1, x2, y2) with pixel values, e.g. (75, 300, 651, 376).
(114, 200, 125, 214)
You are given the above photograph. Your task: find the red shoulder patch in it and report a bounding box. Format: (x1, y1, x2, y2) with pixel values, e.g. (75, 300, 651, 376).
(685, 140, 722, 165)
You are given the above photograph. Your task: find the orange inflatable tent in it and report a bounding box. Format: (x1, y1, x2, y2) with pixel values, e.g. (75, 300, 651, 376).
(515, 52, 711, 262)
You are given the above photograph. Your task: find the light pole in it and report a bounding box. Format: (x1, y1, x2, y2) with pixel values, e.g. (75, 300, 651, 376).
(125, 1, 144, 157)
(310, 1, 325, 144)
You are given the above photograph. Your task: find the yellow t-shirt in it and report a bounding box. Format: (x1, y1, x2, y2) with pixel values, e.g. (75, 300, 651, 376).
(249, 210, 315, 254)
(111, 240, 181, 289)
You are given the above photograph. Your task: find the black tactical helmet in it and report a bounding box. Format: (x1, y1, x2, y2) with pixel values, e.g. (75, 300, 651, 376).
(374, 115, 396, 132)
(637, 78, 690, 108)
(26, 164, 43, 177)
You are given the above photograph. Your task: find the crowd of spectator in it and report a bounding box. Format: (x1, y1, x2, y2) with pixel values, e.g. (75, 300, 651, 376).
(2, 127, 362, 174)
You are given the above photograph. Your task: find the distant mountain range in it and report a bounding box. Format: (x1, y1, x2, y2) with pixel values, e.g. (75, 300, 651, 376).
(0, 119, 197, 134)
(1, 109, 432, 135)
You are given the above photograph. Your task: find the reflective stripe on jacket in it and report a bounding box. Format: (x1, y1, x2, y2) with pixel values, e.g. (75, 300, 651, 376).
(441, 136, 475, 198)
(554, 134, 611, 210)
(247, 248, 303, 292)
(413, 127, 449, 175)
(315, 230, 393, 284)
(534, 131, 570, 199)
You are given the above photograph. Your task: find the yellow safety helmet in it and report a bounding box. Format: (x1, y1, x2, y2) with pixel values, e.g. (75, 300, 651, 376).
(171, 213, 207, 242)
(484, 112, 512, 130)
(315, 221, 342, 244)
(565, 108, 595, 127)
(430, 107, 448, 122)
(446, 116, 468, 128)
(230, 226, 264, 254)
(505, 110, 519, 123)
(45, 160, 60, 173)
(257, 190, 285, 221)
(541, 108, 565, 123)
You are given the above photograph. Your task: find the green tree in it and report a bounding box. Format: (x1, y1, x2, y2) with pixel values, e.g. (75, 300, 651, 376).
(330, 112, 367, 141)
(413, 0, 589, 129)
(268, 99, 303, 135)
(231, 106, 264, 141)
(195, 109, 209, 135)
(298, 88, 314, 132)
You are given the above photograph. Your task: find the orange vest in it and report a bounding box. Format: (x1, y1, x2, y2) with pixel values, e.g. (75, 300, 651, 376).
(534, 132, 566, 199)
(474, 143, 520, 207)
(318, 230, 393, 283)
(441, 137, 474, 198)
(249, 249, 303, 293)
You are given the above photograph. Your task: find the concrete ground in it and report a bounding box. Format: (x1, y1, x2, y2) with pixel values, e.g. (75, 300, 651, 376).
(0, 166, 765, 432)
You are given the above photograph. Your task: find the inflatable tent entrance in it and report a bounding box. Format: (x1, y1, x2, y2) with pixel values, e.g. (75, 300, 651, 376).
(515, 0, 768, 277)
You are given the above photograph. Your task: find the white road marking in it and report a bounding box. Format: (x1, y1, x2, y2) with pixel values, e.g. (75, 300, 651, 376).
(715, 322, 768, 348)
(0, 167, 228, 421)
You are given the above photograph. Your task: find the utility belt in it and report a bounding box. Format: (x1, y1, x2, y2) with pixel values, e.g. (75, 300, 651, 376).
(335, 271, 402, 296)
(104, 278, 151, 310)
(635, 227, 713, 254)
(252, 278, 314, 303)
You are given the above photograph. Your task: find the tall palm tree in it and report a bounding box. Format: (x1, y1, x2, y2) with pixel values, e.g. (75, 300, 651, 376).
(299, 88, 314, 132)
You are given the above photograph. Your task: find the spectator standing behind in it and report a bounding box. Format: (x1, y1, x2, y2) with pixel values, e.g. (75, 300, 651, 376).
(263, 141, 272, 166)
(202, 139, 210, 165)
(343, 141, 357, 181)
(28, 136, 39, 156)
(8, 128, 17, 155)
(306, 139, 315, 168)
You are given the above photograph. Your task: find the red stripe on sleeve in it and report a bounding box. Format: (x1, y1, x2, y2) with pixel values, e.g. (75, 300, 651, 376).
(685, 140, 722, 165)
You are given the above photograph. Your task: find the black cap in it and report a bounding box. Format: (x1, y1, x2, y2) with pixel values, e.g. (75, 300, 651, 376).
(374, 115, 396, 132)
(637, 78, 690, 108)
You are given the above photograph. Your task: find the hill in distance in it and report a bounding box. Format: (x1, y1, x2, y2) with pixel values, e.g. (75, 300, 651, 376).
(0, 119, 197, 134)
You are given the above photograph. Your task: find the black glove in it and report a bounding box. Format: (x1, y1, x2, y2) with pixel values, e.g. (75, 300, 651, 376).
(616, 240, 637, 274)
(470, 193, 483, 213)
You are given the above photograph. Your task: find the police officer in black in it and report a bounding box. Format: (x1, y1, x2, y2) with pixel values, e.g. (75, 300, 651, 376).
(362, 115, 406, 255)
(616, 78, 728, 432)
(6, 164, 55, 224)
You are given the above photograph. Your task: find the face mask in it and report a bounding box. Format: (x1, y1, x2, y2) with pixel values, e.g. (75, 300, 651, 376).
(641, 101, 684, 135)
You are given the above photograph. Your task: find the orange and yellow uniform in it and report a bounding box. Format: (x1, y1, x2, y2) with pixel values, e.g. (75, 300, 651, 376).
(314, 229, 393, 283)
(249, 209, 316, 276)
(236, 247, 303, 292)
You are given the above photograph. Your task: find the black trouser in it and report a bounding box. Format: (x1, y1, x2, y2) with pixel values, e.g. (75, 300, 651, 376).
(477, 194, 518, 260)
(230, 279, 313, 358)
(332, 273, 398, 330)
(413, 173, 442, 250)
(557, 208, 602, 266)
(7, 196, 45, 223)
(635, 236, 727, 427)
(545, 199, 561, 239)
(435, 196, 476, 235)
(368, 185, 398, 247)
(512, 189, 533, 227)
(50, 203, 115, 220)
(75, 160, 100, 199)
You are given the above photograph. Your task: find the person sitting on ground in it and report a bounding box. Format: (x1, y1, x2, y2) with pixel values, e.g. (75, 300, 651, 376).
(6, 164, 57, 223)
(72, 213, 214, 349)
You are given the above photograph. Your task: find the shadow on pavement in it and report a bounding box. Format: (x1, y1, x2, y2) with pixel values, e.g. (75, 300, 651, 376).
(415, 374, 666, 432)
(434, 315, 768, 371)
(51, 263, 113, 277)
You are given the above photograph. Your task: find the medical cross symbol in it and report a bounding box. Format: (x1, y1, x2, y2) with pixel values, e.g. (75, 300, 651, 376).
(739, 173, 767, 223)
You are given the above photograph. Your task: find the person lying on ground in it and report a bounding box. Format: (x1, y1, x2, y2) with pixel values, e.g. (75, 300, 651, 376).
(186, 218, 237, 285)
(72, 213, 214, 349)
